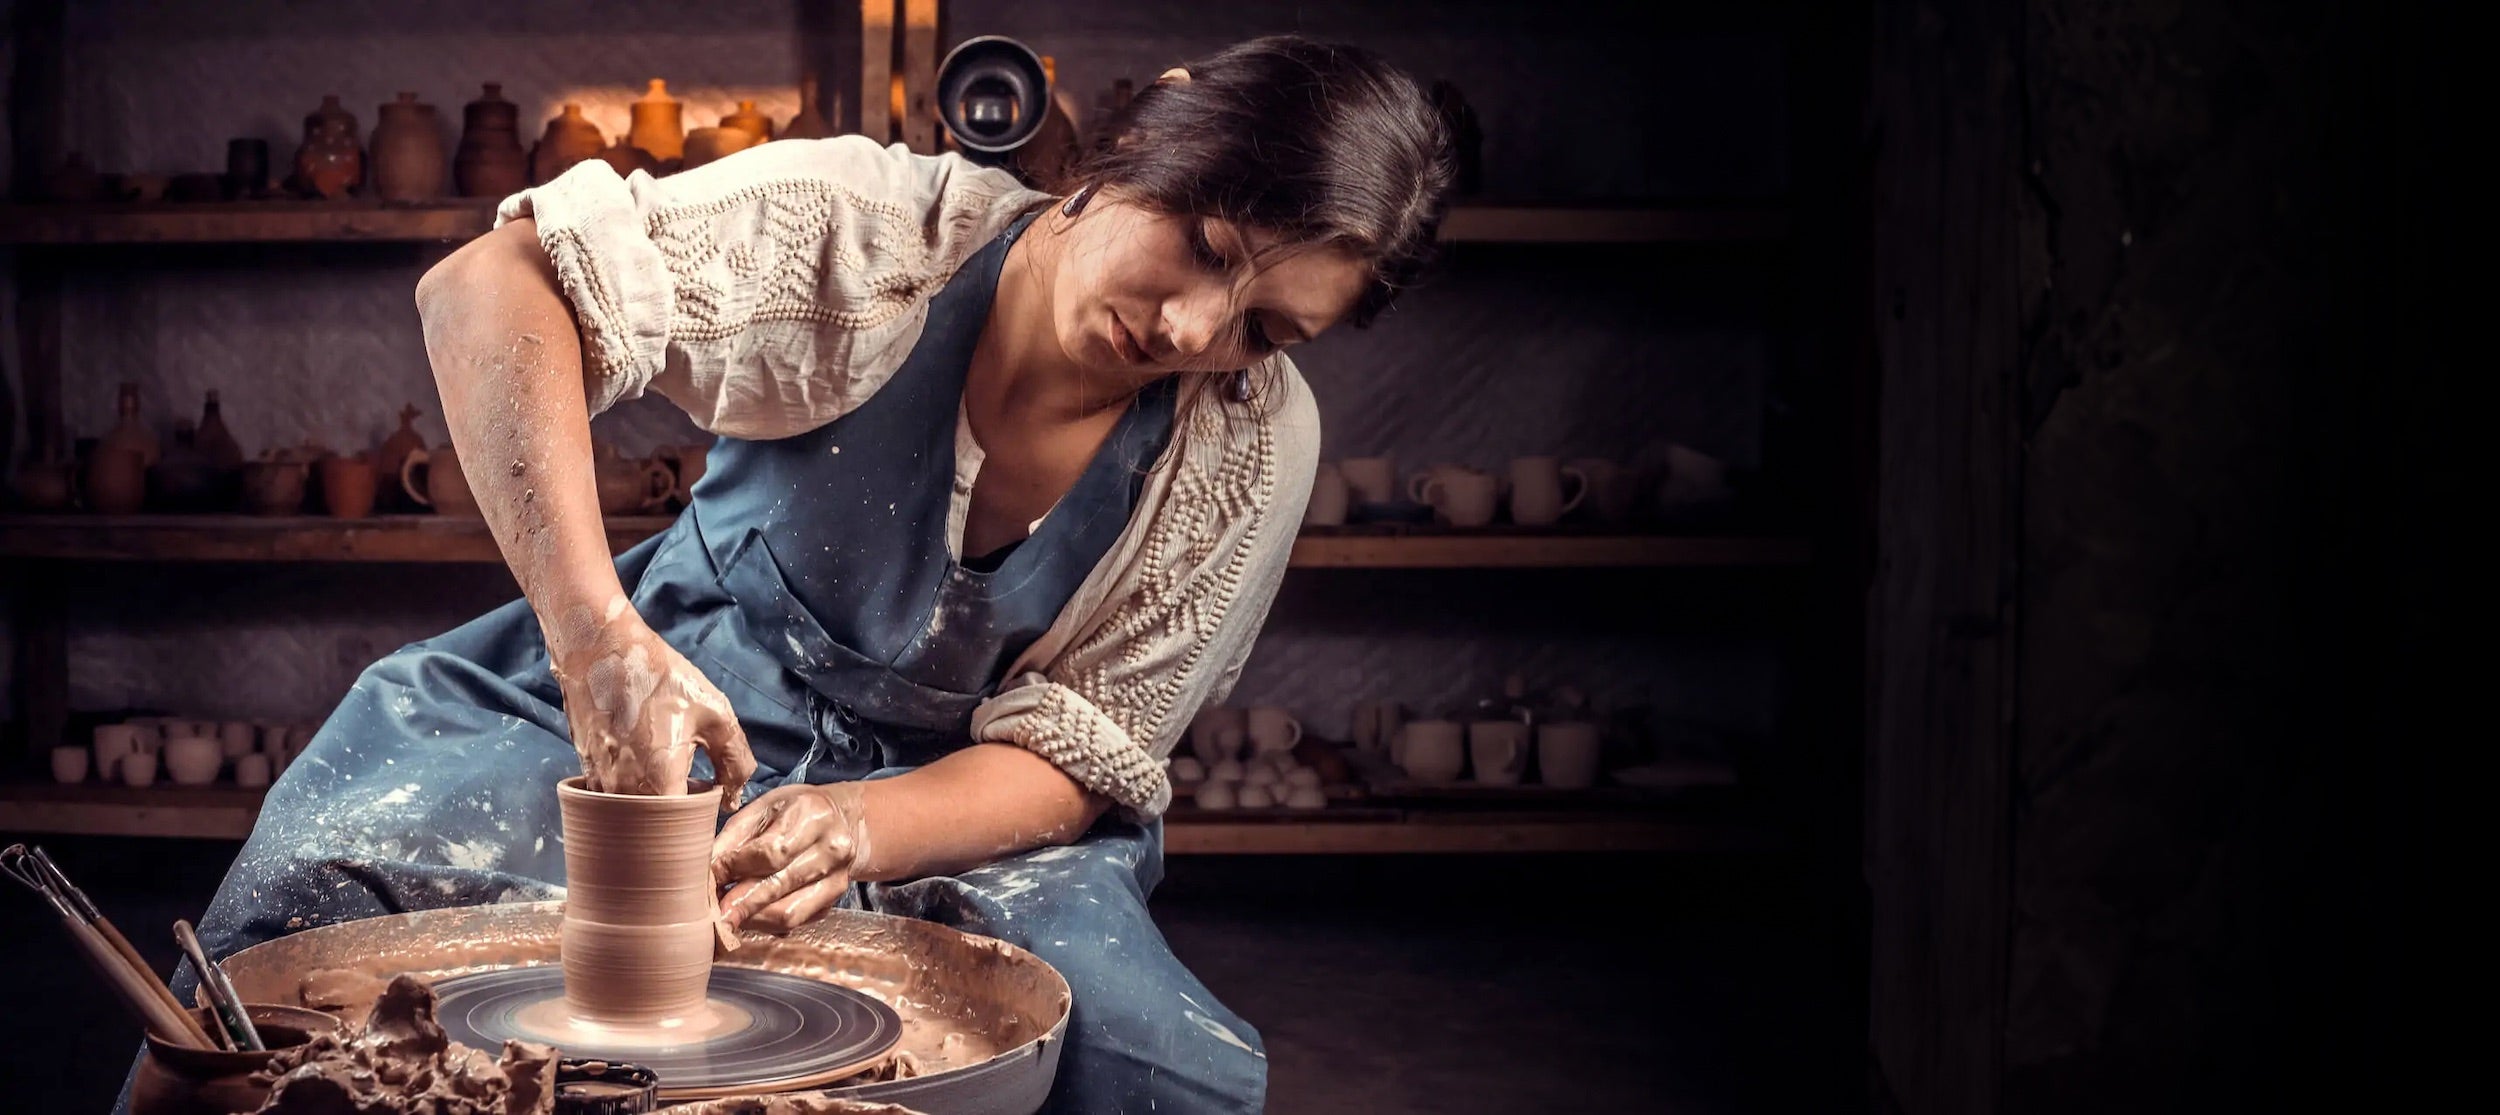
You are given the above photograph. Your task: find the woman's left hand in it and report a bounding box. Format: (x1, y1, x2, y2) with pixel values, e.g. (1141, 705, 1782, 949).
(711, 782, 872, 934)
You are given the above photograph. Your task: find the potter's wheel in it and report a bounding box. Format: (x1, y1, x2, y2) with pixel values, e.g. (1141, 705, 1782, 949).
(432, 966, 904, 1099)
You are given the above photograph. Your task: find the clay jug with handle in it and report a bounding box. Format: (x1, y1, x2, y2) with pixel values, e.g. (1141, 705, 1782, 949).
(530, 103, 606, 185)
(375, 404, 425, 510)
(399, 444, 478, 517)
(369, 92, 447, 201)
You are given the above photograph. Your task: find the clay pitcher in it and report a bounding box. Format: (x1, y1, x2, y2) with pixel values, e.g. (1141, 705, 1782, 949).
(375, 404, 426, 510)
(628, 78, 684, 162)
(721, 98, 774, 144)
(368, 92, 447, 201)
(455, 82, 529, 198)
(130, 1004, 338, 1115)
(530, 103, 606, 185)
(318, 453, 378, 519)
(680, 125, 756, 172)
(556, 776, 718, 1029)
(291, 94, 364, 199)
(399, 444, 478, 517)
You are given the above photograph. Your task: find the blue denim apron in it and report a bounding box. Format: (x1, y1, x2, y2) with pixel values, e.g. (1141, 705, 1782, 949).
(138, 212, 1266, 1114)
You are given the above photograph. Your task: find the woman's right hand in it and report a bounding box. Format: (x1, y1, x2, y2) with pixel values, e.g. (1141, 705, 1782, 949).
(549, 599, 755, 814)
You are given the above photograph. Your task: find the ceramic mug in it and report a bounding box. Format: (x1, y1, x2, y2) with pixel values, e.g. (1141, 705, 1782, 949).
(1469, 720, 1530, 785)
(1351, 700, 1404, 756)
(1508, 456, 1588, 527)
(1247, 707, 1303, 757)
(1303, 462, 1349, 527)
(51, 746, 90, 784)
(120, 748, 160, 788)
(1537, 721, 1604, 789)
(1419, 469, 1500, 528)
(1340, 456, 1398, 506)
(1568, 458, 1641, 524)
(1397, 719, 1466, 784)
(1190, 706, 1249, 766)
(92, 723, 142, 781)
(1657, 443, 1732, 514)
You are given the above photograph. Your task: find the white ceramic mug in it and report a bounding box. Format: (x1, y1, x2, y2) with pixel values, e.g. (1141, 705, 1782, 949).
(1418, 469, 1500, 528)
(1340, 456, 1397, 505)
(51, 746, 89, 784)
(1569, 458, 1641, 524)
(1247, 707, 1303, 756)
(1303, 462, 1350, 527)
(1508, 457, 1588, 527)
(1398, 719, 1466, 784)
(1537, 721, 1604, 789)
(92, 723, 141, 781)
(1469, 720, 1530, 785)
(1190, 706, 1248, 765)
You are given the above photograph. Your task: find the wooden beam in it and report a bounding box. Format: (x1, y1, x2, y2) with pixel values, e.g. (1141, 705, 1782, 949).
(858, 0, 894, 145)
(0, 201, 499, 245)
(900, 0, 940, 154)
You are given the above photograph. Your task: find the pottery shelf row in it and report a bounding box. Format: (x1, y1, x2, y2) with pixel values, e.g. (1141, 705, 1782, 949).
(0, 200, 1789, 247)
(0, 780, 1770, 854)
(0, 514, 1812, 568)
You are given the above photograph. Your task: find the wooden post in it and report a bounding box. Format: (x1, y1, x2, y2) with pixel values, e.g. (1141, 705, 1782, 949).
(859, 0, 894, 145)
(1865, 0, 2026, 1112)
(901, 0, 940, 154)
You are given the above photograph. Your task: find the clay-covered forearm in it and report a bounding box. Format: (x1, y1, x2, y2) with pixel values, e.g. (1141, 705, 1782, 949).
(854, 744, 1106, 882)
(415, 218, 625, 656)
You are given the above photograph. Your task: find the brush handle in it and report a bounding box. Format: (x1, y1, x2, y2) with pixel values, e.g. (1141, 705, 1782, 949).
(96, 917, 213, 1048)
(174, 920, 263, 1051)
(61, 914, 199, 1044)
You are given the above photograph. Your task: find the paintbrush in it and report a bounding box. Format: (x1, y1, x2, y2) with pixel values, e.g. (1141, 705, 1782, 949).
(173, 919, 264, 1051)
(2, 844, 212, 1048)
(26, 847, 214, 1047)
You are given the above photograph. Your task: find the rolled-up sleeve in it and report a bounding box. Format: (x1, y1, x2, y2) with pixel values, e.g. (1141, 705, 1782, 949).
(495, 160, 673, 416)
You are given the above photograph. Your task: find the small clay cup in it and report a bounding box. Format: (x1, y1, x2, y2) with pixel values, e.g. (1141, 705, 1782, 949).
(131, 1003, 338, 1115)
(318, 453, 378, 519)
(120, 748, 160, 787)
(51, 745, 90, 783)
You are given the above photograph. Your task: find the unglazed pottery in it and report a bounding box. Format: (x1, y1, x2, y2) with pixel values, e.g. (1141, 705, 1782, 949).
(1189, 706, 1249, 766)
(119, 747, 159, 788)
(400, 444, 479, 517)
(92, 724, 142, 782)
(1537, 721, 1604, 789)
(234, 753, 272, 789)
(100, 381, 160, 467)
(1237, 783, 1276, 809)
(163, 734, 223, 786)
(781, 76, 835, 140)
(149, 421, 223, 512)
(218, 721, 256, 760)
(1194, 780, 1237, 810)
(1168, 756, 1206, 782)
(1397, 719, 1466, 784)
(51, 745, 89, 784)
(1340, 456, 1396, 505)
(556, 776, 718, 1030)
(85, 448, 147, 514)
(628, 79, 685, 162)
(1247, 707, 1303, 756)
(530, 103, 606, 185)
(318, 452, 378, 519)
(1468, 720, 1530, 786)
(375, 404, 426, 510)
(455, 83, 528, 198)
(680, 125, 756, 171)
(721, 99, 775, 144)
(369, 92, 447, 201)
(239, 458, 308, 516)
(193, 391, 244, 472)
(130, 1005, 337, 1115)
(292, 94, 364, 199)
(1508, 456, 1587, 527)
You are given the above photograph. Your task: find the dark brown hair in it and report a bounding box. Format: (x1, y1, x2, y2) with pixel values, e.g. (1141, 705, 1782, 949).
(1072, 35, 1457, 367)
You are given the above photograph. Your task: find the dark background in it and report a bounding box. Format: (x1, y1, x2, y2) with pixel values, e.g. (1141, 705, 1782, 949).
(2, 0, 2451, 1111)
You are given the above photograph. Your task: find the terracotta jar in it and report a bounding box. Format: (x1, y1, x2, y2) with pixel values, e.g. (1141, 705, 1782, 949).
(100, 381, 160, 467)
(681, 125, 757, 172)
(530, 103, 606, 185)
(239, 458, 308, 516)
(375, 404, 426, 510)
(369, 92, 447, 201)
(129, 1004, 338, 1115)
(628, 78, 684, 162)
(595, 141, 660, 179)
(722, 98, 775, 144)
(318, 453, 378, 519)
(782, 76, 835, 140)
(399, 443, 478, 517)
(455, 82, 529, 198)
(292, 94, 364, 199)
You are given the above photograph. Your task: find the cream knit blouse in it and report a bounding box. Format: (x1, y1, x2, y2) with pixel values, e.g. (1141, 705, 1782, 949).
(495, 136, 1319, 818)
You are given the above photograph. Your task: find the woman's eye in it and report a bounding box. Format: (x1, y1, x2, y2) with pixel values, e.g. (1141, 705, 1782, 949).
(1189, 222, 1225, 269)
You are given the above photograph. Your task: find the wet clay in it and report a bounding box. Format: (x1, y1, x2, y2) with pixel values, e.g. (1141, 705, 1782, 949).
(663, 1096, 924, 1115)
(555, 776, 717, 1033)
(252, 974, 556, 1114)
(549, 597, 751, 815)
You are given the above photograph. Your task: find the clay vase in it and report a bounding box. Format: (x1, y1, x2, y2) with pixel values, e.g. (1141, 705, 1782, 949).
(399, 444, 478, 517)
(318, 453, 378, 519)
(556, 776, 718, 1030)
(100, 381, 161, 468)
(628, 79, 685, 162)
(375, 404, 426, 510)
(11, 456, 76, 511)
(368, 92, 447, 201)
(239, 458, 308, 516)
(454, 83, 529, 198)
(781, 76, 835, 141)
(595, 141, 660, 179)
(680, 125, 757, 172)
(85, 448, 147, 515)
(149, 421, 223, 512)
(530, 103, 606, 185)
(721, 98, 774, 145)
(292, 95, 364, 200)
(130, 1004, 338, 1115)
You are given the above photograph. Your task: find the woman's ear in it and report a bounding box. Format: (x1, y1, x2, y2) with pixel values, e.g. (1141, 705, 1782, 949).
(1157, 66, 1192, 86)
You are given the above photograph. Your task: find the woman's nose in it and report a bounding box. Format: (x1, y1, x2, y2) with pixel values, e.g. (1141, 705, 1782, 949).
(1159, 282, 1232, 361)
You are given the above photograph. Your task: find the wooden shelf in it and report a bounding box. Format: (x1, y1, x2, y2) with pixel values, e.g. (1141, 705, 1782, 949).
(0, 199, 500, 245)
(0, 200, 1778, 247)
(0, 780, 1764, 853)
(0, 514, 1808, 568)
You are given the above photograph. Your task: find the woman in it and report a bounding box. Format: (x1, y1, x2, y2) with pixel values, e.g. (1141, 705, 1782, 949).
(176, 35, 1450, 1112)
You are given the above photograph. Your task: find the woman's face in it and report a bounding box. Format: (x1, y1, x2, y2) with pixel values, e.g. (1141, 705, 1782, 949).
(1045, 192, 1372, 379)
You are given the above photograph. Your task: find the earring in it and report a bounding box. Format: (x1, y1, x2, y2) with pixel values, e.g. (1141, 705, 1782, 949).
(1227, 368, 1253, 402)
(1061, 182, 1097, 217)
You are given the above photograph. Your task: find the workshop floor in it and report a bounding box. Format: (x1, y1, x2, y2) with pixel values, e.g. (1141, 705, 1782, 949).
(0, 838, 1858, 1113)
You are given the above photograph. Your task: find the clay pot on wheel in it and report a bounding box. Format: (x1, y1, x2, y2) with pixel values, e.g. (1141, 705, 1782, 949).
(399, 444, 478, 517)
(130, 1004, 338, 1115)
(556, 776, 718, 1029)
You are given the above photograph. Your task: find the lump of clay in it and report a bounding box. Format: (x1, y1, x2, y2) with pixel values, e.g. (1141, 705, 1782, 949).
(662, 1097, 926, 1115)
(253, 973, 557, 1115)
